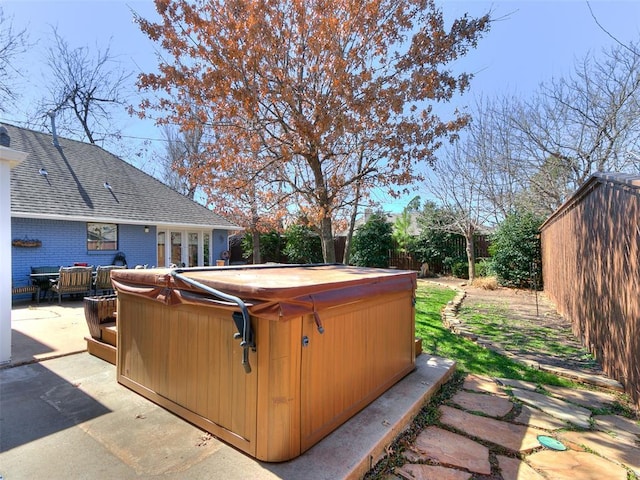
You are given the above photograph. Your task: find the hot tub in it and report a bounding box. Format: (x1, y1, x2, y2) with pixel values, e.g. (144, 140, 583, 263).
(111, 264, 416, 462)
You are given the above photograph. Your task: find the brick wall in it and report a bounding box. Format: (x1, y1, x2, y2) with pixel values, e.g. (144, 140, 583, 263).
(11, 218, 156, 286)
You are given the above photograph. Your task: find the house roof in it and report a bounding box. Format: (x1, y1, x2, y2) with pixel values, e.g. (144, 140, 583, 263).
(336, 211, 421, 237)
(5, 123, 240, 230)
(384, 212, 421, 236)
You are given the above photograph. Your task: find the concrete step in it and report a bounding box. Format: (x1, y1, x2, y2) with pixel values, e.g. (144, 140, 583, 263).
(86, 336, 116, 365)
(101, 323, 117, 347)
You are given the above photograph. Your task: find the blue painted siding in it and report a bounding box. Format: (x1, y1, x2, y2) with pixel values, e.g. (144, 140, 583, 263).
(11, 218, 156, 286)
(212, 228, 229, 263)
(119, 224, 158, 268)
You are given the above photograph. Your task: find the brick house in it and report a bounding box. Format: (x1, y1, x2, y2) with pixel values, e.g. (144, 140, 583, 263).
(6, 122, 240, 292)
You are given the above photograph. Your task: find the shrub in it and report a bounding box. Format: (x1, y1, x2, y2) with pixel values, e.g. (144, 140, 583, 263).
(442, 256, 461, 275)
(351, 212, 393, 267)
(451, 259, 494, 279)
(283, 224, 323, 264)
(411, 229, 461, 271)
(451, 261, 469, 279)
(475, 258, 494, 278)
(241, 230, 284, 263)
(491, 211, 544, 289)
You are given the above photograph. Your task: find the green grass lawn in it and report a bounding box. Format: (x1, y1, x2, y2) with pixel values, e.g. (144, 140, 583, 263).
(365, 282, 636, 480)
(459, 302, 600, 370)
(416, 283, 573, 386)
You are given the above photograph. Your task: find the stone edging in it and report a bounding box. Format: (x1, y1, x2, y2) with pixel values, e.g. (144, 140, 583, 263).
(423, 280, 473, 339)
(423, 279, 624, 392)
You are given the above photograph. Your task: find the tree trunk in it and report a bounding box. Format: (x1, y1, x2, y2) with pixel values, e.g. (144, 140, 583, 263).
(465, 227, 476, 281)
(343, 148, 365, 265)
(251, 228, 261, 264)
(343, 206, 358, 265)
(320, 216, 336, 263)
(250, 188, 261, 264)
(306, 151, 335, 263)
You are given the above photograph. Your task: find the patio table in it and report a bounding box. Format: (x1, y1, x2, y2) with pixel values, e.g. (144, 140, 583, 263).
(29, 271, 97, 301)
(29, 272, 60, 300)
(29, 273, 60, 279)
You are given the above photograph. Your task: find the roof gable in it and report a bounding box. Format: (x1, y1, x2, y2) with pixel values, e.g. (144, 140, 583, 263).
(6, 123, 240, 230)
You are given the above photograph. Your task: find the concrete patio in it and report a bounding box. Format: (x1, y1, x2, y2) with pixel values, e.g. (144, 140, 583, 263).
(9, 301, 88, 367)
(3, 298, 638, 479)
(1, 301, 455, 480)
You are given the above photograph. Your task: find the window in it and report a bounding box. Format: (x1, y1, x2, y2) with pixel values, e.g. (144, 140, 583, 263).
(171, 232, 182, 266)
(157, 232, 166, 267)
(188, 232, 199, 267)
(87, 223, 118, 251)
(156, 229, 214, 267)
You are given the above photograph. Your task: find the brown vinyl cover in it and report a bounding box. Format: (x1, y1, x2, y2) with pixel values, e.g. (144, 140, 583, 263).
(111, 264, 416, 321)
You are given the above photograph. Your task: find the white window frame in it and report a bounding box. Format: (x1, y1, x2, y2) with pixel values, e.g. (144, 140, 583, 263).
(157, 228, 212, 267)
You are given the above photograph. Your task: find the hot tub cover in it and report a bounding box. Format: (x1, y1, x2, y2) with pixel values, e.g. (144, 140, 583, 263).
(111, 264, 416, 321)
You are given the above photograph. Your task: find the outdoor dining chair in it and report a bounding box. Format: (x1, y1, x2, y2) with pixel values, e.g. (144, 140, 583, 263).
(50, 266, 94, 304)
(94, 265, 125, 295)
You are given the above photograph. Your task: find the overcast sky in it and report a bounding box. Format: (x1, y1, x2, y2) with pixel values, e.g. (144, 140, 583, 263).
(2, 0, 639, 210)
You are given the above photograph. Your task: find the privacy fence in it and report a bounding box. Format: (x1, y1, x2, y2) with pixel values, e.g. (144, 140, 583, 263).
(540, 172, 640, 406)
(233, 233, 489, 275)
(387, 235, 490, 273)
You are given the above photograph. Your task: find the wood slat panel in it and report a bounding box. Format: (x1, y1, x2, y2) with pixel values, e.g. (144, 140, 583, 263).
(254, 316, 303, 462)
(541, 176, 640, 406)
(300, 291, 415, 452)
(117, 294, 258, 451)
(195, 311, 210, 415)
(117, 284, 415, 461)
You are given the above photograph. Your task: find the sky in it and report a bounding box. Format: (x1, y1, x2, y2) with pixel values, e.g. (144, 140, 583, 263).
(2, 0, 640, 212)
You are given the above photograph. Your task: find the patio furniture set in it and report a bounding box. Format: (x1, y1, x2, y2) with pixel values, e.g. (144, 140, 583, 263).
(14, 265, 125, 304)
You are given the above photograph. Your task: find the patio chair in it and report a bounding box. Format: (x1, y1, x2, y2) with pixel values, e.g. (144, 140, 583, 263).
(12, 283, 40, 303)
(30, 266, 61, 300)
(50, 266, 94, 304)
(94, 265, 125, 295)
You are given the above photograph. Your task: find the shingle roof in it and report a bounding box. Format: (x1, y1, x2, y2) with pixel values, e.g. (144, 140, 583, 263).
(6, 123, 240, 230)
(336, 211, 421, 236)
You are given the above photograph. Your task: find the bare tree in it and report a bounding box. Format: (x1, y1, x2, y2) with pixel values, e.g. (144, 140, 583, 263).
(587, 1, 640, 58)
(0, 7, 28, 112)
(464, 96, 529, 222)
(422, 141, 492, 281)
(38, 27, 132, 144)
(161, 123, 206, 200)
(464, 96, 572, 219)
(509, 40, 640, 211)
(461, 38, 640, 220)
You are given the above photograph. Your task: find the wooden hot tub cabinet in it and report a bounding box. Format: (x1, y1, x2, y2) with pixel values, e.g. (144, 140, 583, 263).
(111, 265, 416, 462)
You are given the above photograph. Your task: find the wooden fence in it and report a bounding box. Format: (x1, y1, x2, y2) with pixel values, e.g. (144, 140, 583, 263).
(540, 172, 640, 406)
(232, 233, 489, 274)
(388, 235, 490, 274)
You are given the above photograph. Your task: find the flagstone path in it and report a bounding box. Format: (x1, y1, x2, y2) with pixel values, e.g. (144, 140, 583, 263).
(374, 278, 638, 480)
(389, 374, 638, 480)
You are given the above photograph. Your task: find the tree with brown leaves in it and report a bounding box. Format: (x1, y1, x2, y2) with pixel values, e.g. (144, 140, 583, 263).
(134, 0, 489, 262)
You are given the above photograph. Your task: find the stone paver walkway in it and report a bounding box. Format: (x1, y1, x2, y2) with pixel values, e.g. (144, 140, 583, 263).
(391, 374, 639, 480)
(509, 387, 592, 428)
